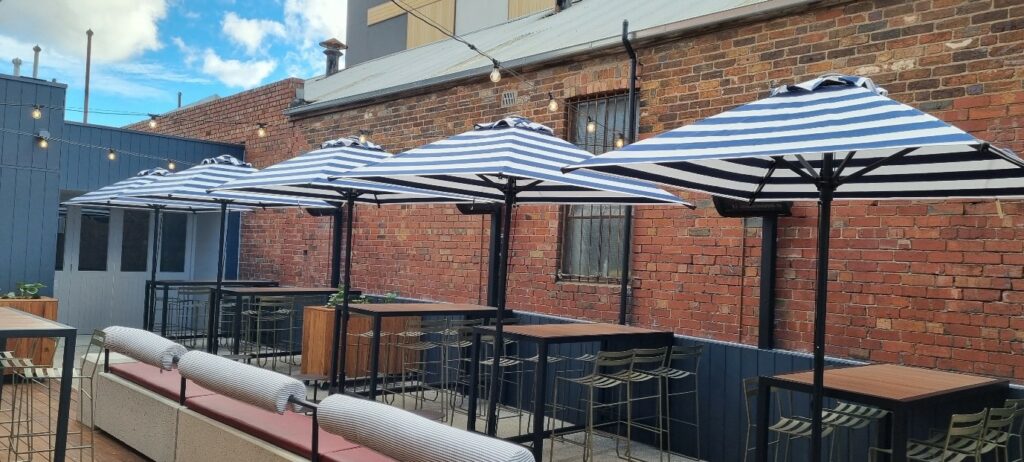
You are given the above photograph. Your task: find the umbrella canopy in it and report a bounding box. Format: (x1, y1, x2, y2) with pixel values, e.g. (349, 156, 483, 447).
(343, 116, 689, 435)
(566, 74, 1024, 462)
(64, 168, 226, 211)
(214, 137, 490, 391)
(568, 74, 1024, 202)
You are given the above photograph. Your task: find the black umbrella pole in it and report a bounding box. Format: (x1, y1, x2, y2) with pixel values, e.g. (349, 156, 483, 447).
(146, 207, 162, 331)
(330, 197, 356, 393)
(208, 202, 228, 353)
(810, 155, 835, 462)
(486, 196, 514, 436)
(330, 206, 343, 288)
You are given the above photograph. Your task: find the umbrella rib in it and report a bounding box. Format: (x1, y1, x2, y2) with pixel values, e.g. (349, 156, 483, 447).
(517, 179, 544, 193)
(834, 151, 856, 179)
(748, 159, 778, 204)
(774, 156, 818, 185)
(795, 154, 821, 179)
(836, 147, 916, 186)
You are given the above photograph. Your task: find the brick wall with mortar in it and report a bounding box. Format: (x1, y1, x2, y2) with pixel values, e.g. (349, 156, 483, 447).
(137, 0, 1024, 381)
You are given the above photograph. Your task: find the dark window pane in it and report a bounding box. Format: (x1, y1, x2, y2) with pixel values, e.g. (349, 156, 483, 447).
(120, 210, 150, 272)
(55, 209, 66, 271)
(78, 210, 110, 271)
(558, 94, 632, 282)
(160, 213, 187, 272)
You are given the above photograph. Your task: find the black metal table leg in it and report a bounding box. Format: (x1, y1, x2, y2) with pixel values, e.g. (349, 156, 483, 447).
(54, 329, 78, 462)
(335, 304, 350, 393)
(530, 341, 549, 461)
(756, 378, 770, 462)
(160, 285, 170, 337)
(367, 315, 383, 400)
(467, 331, 482, 432)
(232, 294, 243, 355)
(891, 406, 908, 462)
(143, 281, 151, 331)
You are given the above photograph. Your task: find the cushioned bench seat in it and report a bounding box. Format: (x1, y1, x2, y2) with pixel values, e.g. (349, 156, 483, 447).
(184, 395, 393, 460)
(322, 447, 397, 462)
(109, 362, 215, 400)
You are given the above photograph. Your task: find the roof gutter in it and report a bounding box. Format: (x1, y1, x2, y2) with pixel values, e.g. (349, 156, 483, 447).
(286, 0, 819, 119)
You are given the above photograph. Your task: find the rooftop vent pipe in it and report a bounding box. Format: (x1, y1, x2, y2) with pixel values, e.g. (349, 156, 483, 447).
(555, 0, 572, 12)
(320, 38, 347, 77)
(32, 45, 40, 78)
(11, 57, 21, 76)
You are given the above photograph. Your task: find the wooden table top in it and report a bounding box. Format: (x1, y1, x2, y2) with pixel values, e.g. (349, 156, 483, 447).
(220, 286, 341, 295)
(477, 322, 672, 343)
(0, 307, 74, 332)
(153, 279, 278, 286)
(772, 364, 1008, 403)
(348, 303, 497, 316)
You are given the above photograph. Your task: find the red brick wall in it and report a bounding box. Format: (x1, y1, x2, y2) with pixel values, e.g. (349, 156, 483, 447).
(138, 0, 1024, 381)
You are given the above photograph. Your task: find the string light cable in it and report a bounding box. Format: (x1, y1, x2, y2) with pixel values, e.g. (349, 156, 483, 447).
(0, 126, 197, 168)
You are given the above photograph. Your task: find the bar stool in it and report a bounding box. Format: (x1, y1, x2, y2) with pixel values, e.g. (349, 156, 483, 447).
(8, 331, 106, 462)
(1004, 398, 1024, 462)
(241, 296, 295, 373)
(549, 349, 634, 462)
(350, 320, 391, 401)
(1, 348, 36, 451)
(742, 377, 836, 462)
(608, 346, 668, 462)
(173, 286, 211, 348)
(392, 318, 448, 411)
(644, 344, 703, 459)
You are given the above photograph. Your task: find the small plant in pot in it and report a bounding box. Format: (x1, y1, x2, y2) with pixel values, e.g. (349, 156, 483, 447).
(3, 282, 46, 299)
(327, 286, 368, 307)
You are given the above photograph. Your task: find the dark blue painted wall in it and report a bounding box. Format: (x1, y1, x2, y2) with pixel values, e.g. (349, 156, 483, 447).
(0, 73, 244, 294)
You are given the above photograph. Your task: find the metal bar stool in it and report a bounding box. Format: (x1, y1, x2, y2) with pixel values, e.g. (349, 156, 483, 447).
(392, 318, 448, 411)
(742, 377, 836, 462)
(549, 349, 634, 462)
(241, 296, 295, 373)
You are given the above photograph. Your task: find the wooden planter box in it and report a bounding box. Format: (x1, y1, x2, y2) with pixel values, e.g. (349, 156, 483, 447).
(3, 297, 59, 369)
(300, 305, 413, 378)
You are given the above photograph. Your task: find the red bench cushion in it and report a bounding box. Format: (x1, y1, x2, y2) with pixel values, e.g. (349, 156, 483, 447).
(185, 394, 382, 459)
(323, 447, 398, 462)
(109, 362, 215, 401)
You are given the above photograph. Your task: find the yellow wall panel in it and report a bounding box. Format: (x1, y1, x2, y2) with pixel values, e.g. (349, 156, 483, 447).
(407, 0, 455, 49)
(508, 0, 551, 20)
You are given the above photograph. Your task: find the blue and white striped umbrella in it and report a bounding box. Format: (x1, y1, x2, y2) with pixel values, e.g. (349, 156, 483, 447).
(121, 155, 331, 209)
(63, 168, 224, 211)
(342, 117, 690, 206)
(215, 137, 484, 204)
(568, 75, 1024, 201)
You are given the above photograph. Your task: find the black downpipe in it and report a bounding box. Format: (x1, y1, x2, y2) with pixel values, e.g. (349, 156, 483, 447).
(757, 214, 779, 349)
(330, 206, 344, 288)
(810, 153, 835, 462)
(486, 209, 502, 307)
(618, 20, 638, 325)
(486, 186, 515, 436)
(330, 195, 357, 392)
(207, 201, 229, 353)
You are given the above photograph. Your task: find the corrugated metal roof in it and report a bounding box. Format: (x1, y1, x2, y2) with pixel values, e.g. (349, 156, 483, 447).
(296, 0, 785, 114)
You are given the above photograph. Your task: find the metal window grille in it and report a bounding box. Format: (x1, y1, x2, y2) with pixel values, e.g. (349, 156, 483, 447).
(558, 93, 631, 283)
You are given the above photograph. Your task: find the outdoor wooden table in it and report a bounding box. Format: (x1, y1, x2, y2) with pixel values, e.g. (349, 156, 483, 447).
(144, 279, 278, 332)
(338, 303, 498, 399)
(219, 286, 349, 355)
(756, 363, 1009, 462)
(467, 322, 674, 461)
(0, 307, 77, 462)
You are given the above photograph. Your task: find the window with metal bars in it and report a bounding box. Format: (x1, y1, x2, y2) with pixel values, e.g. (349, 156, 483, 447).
(558, 93, 631, 283)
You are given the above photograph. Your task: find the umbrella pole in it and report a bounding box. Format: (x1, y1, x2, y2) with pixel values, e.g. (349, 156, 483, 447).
(330, 196, 356, 393)
(330, 206, 343, 288)
(207, 201, 228, 353)
(486, 191, 515, 436)
(145, 206, 163, 331)
(810, 154, 835, 462)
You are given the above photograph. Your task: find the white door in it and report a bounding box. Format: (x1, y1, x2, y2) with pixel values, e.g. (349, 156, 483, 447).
(54, 206, 198, 332)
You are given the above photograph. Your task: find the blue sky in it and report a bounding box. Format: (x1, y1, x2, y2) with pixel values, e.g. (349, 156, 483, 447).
(0, 0, 347, 127)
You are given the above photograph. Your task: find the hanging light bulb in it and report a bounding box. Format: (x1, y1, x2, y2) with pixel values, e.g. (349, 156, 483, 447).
(31, 106, 42, 120)
(358, 131, 368, 144)
(36, 129, 49, 149)
(167, 159, 176, 170)
(38, 137, 48, 149)
(547, 93, 558, 112)
(148, 114, 158, 129)
(256, 124, 267, 138)
(586, 117, 596, 133)
(614, 133, 625, 149)
(107, 148, 117, 161)
(489, 65, 501, 83)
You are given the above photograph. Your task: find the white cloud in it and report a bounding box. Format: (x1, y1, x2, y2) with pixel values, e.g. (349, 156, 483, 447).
(283, 0, 347, 77)
(200, 49, 277, 88)
(0, 0, 167, 63)
(222, 12, 286, 55)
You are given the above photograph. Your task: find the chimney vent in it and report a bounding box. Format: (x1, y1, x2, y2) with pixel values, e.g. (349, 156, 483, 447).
(11, 58, 22, 76)
(555, 0, 572, 12)
(319, 38, 347, 77)
(32, 45, 40, 78)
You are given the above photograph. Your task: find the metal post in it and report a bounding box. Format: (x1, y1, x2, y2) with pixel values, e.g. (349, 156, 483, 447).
(207, 201, 228, 353)
(757, 214, 779, 349)
(810, 153, 834, 462)
(618, 20, 638, 325)
(146, 207, 162, 331)
(83, 30, 93, 124)
(330, 196, 356, 392)
(486, 209, 502, 307)
(53, 329, 76, 462)
(486, 187, 515, 435)
(330, 206, 344, 288)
